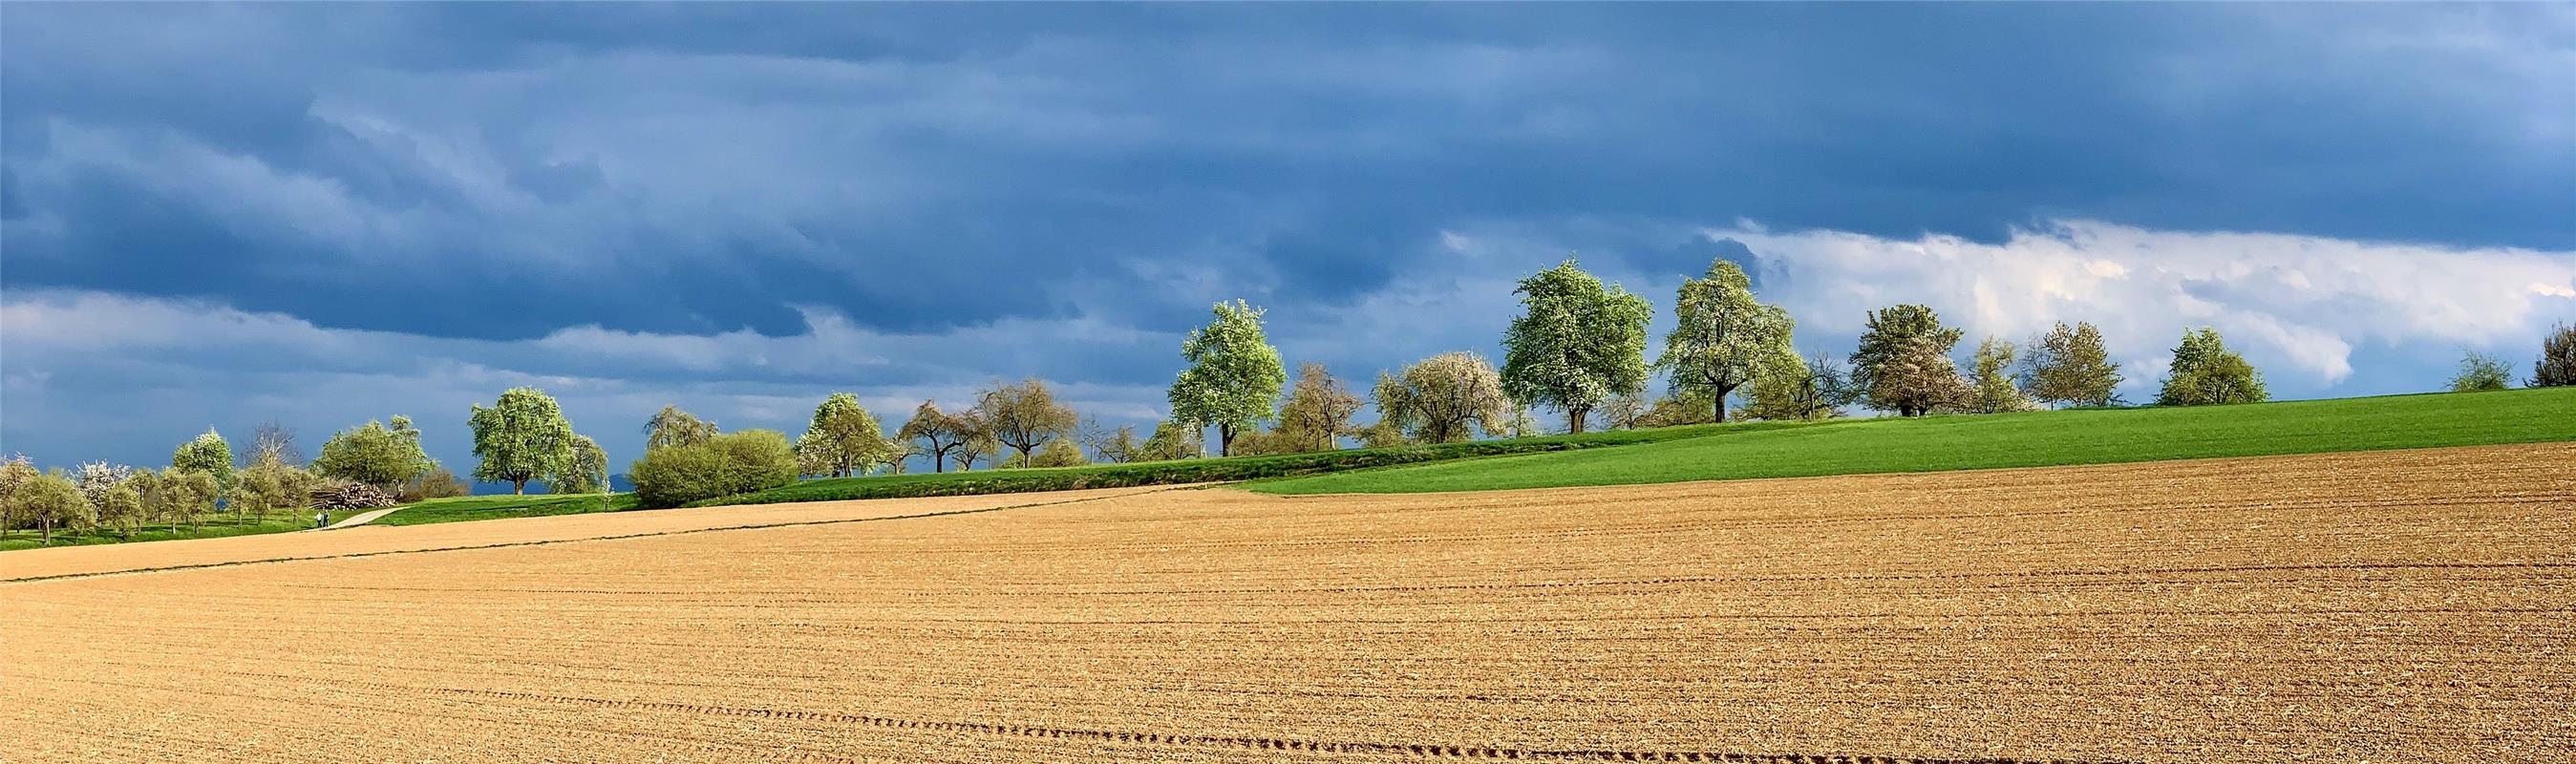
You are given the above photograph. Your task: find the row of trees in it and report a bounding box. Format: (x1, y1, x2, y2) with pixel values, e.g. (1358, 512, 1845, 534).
(0, 414, 476, 544)
(11, 263, 2572, 531)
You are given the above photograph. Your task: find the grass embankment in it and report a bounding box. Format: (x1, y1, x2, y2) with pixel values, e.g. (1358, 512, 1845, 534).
(372, 493, 646, 526)
(697, 422, 1768, 507)
(0, 424, 1757, 548)
(1254, 387, 2576, 495)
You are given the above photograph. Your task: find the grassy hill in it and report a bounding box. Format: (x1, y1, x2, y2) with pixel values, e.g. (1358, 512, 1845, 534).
(1253, 387, 2576, 495)
(702, 421, 1765, 507)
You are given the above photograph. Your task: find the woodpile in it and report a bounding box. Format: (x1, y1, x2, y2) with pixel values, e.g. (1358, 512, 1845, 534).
(309, 480, 395, 510)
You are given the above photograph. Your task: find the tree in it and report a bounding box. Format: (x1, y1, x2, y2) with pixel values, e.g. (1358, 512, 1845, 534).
(96, 480, 144, 540)
(232, 455, 319, 527)
(0, 456, 39, 539)
(977, 378, 1078, 467)
(1742, 352, 1851, 422)
(1273, 362, 1363, 453)
(1028, 436, 1090, 468)
(2159, 328, 2267, 406)
(1356, 420, 1412, 449)
(163, 469, 218, 533)
(1085, 421, 1143, 464)
(171, 428, 235, 494)
(1636, 390, 1718, 428)
(1137, 419, 1201, 461)
(1968, 337, 2037, 414)
(1168, 300, 1288, 456)
(2450, 351, 2513, 393)
(798, 393, 896, 478)
(552, 435, 609, 494)
(643, 405, 720, 450)
(1376, 351, 1510, 444)
(312, 416, 435, 491)
(1501, 406, 1545, 439)
(897, 401, 982, 473)
(250, 421, 303, 466)
(1597, 393, 1648, 431)
(2534, 323, 2576, 388)
(470, 387, 578, 495)
(74, 461, 135, 507)
(951, 416, 1002, 472)
(121, 469, 180, 535)
(2021, 321, 2122, 408)
(1849, 305, 1968, 416)
(1501, 259, 1652, 433)
(1656, 260, 1795, 423)
(8, 471, 89, 545)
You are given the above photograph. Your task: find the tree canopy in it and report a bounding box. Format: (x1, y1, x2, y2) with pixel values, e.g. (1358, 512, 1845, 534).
(798, 393, 897, 478)
(1167, 299, 1287, 456)
(1501, 259, 1651, 433)
(1656, 260, 1795, 423)
(2021, 321, 2123, 408)
(7, 470, 90, 545)
(1376, 351, 1510, 444)
(312, 415, 435, 491)
(978, 378, 1078, 466)
(170, 428, 234, 491)
(2158, 328, 2267, 406)
(552, 435, 609, 494)
(1137, 419, 1201, 462)
(1968, 337, 2037, 414)
(643, 405, 719, 450)
(897, 400, 985, 473)
(1849, 305, 1969, 416)
(1742, 352, 1851, 422)
(2535, 323, 2575, 388)
(1274, 362, 1363, 453)
(469, 387, 578, 495)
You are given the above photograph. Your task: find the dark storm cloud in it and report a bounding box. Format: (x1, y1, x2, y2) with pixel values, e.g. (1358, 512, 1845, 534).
(2, 2, 2569, 471)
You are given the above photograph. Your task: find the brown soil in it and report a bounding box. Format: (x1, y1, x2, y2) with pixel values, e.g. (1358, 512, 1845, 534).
(4, 444, 2568, 763)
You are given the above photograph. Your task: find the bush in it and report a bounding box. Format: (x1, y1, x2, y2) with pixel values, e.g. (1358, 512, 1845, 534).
(629, 430, 798, 508)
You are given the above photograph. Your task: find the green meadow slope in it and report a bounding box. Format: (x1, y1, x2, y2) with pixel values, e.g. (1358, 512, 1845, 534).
(1253, 387, 2576, 495)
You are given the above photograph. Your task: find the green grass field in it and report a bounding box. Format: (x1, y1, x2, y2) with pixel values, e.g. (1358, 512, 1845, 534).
(1253, 387, 2576, 495)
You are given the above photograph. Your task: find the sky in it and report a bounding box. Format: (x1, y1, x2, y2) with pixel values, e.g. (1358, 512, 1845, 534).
(3, 3, 2571, 478)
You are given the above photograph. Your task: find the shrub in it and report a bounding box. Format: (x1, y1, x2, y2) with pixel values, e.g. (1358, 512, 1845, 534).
(2449, 351, 2513, 393)
(629, 430, 798, 508)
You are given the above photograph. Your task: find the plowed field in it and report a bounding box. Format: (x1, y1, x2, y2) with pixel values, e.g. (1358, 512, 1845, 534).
(5, 444, 2570, 763)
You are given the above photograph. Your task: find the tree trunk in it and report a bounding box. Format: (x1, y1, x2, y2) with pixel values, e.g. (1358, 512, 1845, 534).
(1714, 387, 1731, 424)
(41, 518, 53, 545)
(1219, 423, 1236, 457)
(512, 478, 528, 495)
(933, 452, 947, 473)
(1567, 406, 1587, 435)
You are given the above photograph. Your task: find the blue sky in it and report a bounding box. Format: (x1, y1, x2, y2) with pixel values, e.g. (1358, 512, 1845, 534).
(3, 3, 2571, 477)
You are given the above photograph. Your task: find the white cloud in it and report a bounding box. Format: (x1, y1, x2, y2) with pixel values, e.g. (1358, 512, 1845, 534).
(1697, 219, 2576, 384)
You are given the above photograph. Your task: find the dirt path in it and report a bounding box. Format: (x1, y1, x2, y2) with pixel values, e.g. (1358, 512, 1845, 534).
(317, 507, 403, 530)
